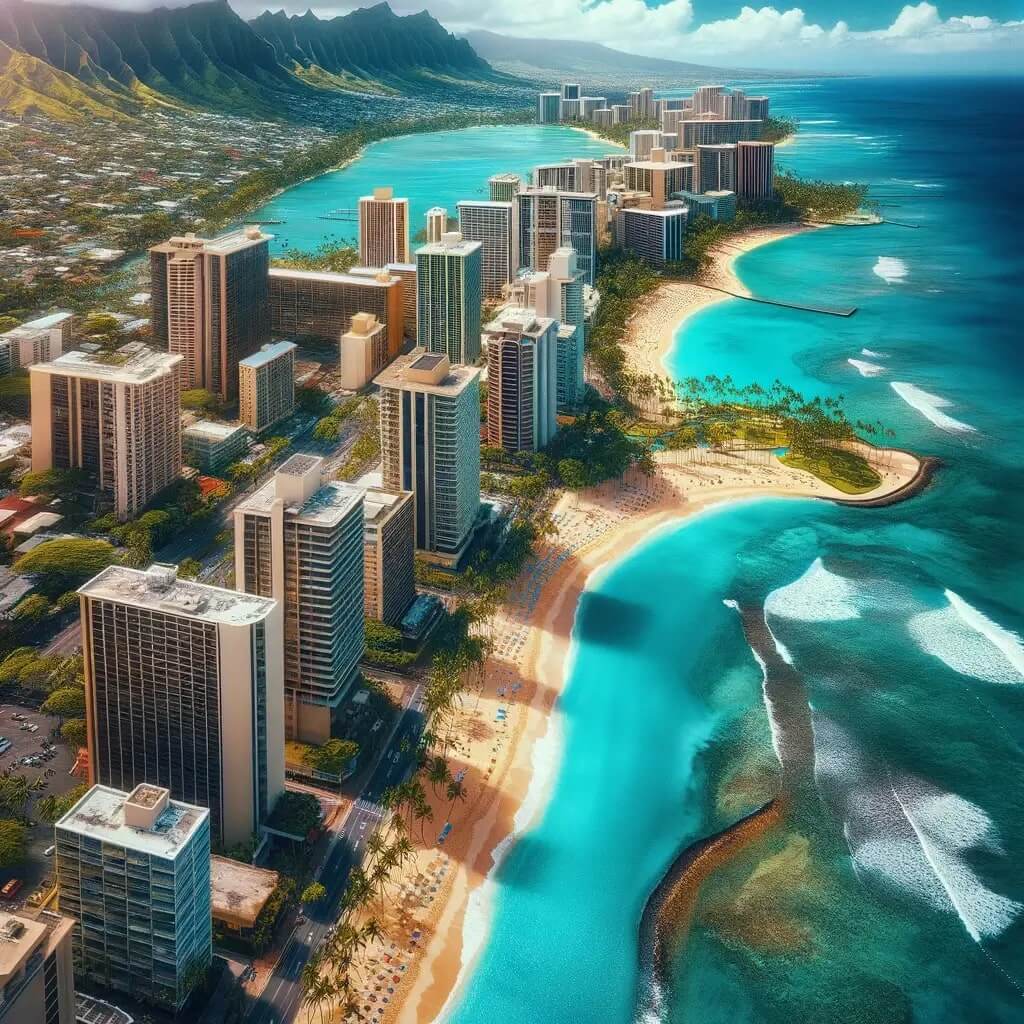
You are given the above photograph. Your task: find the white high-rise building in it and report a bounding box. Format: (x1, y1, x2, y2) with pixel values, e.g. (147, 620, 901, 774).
(488, 173, 522, 202)
(629, 129, 663, 160)
(78, 563, 284, 847)
(376, 350, 481, 564)
(693, 84, 724, 114)
(415, 232, 483, 365)
(56, 784, 211, 1012)
(457, 201, 517, 301)
(358, 187, 410, 268)
(484, 309, 558, 453)
(234, 454, 365, 744)
(0, 310, 71, 374)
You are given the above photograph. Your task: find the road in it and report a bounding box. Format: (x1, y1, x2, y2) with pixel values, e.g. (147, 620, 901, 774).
(247, 683, 425, 1024)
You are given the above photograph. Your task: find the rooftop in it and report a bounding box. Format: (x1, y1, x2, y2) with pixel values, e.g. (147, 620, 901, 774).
(485, 307, 555, 338)
(238, 340, 296, 370)
(239, 456, 364, 526)
(269, 267, 398, 288)
(183, 419, 248, 442)
(374, 348, 479, 397)
(55, 783, 209, 859)
(78, 563, 277, 626)
(0, 909, 73, 982)
(362, 485, 411, 527)
(210, 856, 280, 928)
(32, 343, 182, 385)
(416, 232, 482, 257)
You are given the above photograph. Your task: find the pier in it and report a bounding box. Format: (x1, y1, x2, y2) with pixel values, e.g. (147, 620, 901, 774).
(701, 285, 857, 317)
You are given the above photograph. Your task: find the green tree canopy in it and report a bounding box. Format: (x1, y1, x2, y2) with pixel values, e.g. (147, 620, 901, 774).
(42, 686, 86, 720)
(60, 719, 87, 747)
(18, 467, 86, 499)
(36, 784, 89, 823)
(303, 739, 359, 777)
(11, 594, 51, 621)
(14, 538, 117, 581)
(300, 881, 327, 904)
(0, 771, 42, 817)
(0, 820, 26, 867)
(267, 791, 322, 837)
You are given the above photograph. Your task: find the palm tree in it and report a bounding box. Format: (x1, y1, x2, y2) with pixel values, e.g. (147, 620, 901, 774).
(445, 779, 467, 819)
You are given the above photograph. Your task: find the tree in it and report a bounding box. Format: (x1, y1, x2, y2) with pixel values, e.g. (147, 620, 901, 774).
(18, 468, 86, 499)
(14, 538, 117, 582)
(557, 458, 588, 492)
(178, 558, 202, 579)
(267, 791, 322, 838)
(42, 687, 86, 720)
(60, 719, 87, 747)
(11, 594, 51, 621)
(301, 882, 327, 904)
(0, 820, 26, 867)
(303, 739, 359, 779)
(0, 771, 42, 817)
(36, 784, 89, 823)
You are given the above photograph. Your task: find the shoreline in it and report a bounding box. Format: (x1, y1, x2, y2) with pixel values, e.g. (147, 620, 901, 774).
(622, 222, 820, 382)
(360, 441, 923, 1024)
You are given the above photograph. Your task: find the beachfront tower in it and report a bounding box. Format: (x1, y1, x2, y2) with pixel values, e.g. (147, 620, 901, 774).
(426, 206, 448, 244)
(697, 144, 738, 194)
(457, 200, 517, 300)
(538, 93, 561, 123)
(489, 173, 522, 202)
(415, 232, 483, 364)
(362, 486, 416, 626)
(736, 141, 776, 201)
(234, 454, 365, 744)
(518, 188, 598, 285)
(358, 187, 410, 268)
(375, 350, 481, 565)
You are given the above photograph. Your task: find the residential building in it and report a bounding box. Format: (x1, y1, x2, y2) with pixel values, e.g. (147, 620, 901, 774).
(238, 340, 296, 434)
(745, 95, 770, 120)
(234, 455, 364, 743)
(533, 163, 578, 192)
(560, 83, 581, 101)
(594, 109, 614, 129)
(721, 88, 747, 119)
(375, 350, 481, 563)
(484, 310, 558, 452)
(503, 247, 585, 409)
(698, 143, 738, 193)
(415, 232, 483, 364)
(425, 207, 448, 244)
(29, 345, 182, 522)
(489, 173, 522, 203)
(358, 187, 409, 268)
(150, 228, 271, 400)
(736, 141, 776, 201)
(629, 130, 662, 160)
(624, 148, 695, 208)
(362, 486, 415, 625)
(617, 206, 688, 267)
(677, 119, 762, 150)
(580, 96, 607, 120)
(559, 98, 581, 120)
(340, 312, 389, 391)
(693, 84, 724, 114)
(0, 909, 75, 1024)
(268, 267, 403, 356)
(628, 87, 655, 120)
(55, 784, 211, 1012)
(457, 201, 516, 301)
(78, 563, 284, 846)
(0, 311, 71, 375)
(611, 104, 630, 124)
(386, 262, 417, 335)
(518, 188, 598, 285)
(182, 420, 249, 475)
(675, 189, 737, 222)
(537, 92, 561, 123)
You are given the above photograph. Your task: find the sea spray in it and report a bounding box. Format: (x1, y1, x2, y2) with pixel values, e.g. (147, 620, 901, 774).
(890, 382, 976, 433)
(873, 256, 909, 284)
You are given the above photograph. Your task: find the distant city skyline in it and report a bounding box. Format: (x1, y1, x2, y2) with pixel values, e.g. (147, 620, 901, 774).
(29, 0, 1024, 73)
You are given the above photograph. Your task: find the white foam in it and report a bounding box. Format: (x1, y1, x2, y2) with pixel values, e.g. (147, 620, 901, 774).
(913, 183, 944, 189)
(764, 618, 794, 665)
(908, 594, 1024, 685)
(890, 381, 976, 433)
(722, 598, 740, 611)
(764, 557, 861, 623)
(848, 358, 885, 377)
(801, 119, 838, 124)
(873, 256, 908, 284)
(746, 642, 784, 766)
(861, 348, 884, 358)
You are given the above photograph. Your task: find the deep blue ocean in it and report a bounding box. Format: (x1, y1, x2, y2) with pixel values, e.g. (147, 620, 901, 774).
(254, 80, 1024, 1023)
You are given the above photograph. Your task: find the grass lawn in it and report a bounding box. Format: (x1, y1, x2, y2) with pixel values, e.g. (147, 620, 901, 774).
(781, 448, 882, 494)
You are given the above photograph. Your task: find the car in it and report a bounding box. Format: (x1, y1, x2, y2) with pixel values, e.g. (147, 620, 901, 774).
(44, 846, 55, 857)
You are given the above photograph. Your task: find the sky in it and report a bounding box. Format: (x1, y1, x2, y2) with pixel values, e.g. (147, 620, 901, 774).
(32, 0, 1024, 72)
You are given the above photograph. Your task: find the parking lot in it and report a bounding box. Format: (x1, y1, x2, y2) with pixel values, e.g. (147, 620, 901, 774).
(0, 703, 81, 901)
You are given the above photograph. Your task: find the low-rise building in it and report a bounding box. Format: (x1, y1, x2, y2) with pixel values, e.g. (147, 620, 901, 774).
(0, 311, 72, 374)
(210, 856, 282, 950)
(182, 420, 250, 475)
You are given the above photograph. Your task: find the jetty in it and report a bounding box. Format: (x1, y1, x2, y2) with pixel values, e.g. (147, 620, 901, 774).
(702, 284, 857, 317)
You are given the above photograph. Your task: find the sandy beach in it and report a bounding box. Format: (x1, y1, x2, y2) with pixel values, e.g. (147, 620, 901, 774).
(623, 223, 818, 381)
(308, 433, 922, 1024)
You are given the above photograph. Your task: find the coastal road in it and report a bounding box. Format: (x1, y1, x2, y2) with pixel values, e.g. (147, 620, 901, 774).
(247, 683, 425, 1024)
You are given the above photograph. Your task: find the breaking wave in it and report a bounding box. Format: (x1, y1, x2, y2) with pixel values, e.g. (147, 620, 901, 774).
(890, 381, 976, 433)
(873, 256, 908, 284)
(764, 558, 860, 623)
(848, 358, 885, 377)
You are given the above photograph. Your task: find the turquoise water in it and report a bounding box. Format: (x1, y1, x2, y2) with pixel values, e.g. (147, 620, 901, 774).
(248, 124, 616, 255)
(447, 78, 1024, 1024)
(257, 91, 1024, 1021)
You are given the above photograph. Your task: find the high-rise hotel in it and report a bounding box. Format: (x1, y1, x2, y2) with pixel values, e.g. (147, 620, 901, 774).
(518, 188, 598, 286)
(149, 228, 271, 401)
(55, 784, 211, 1012)
(234, 455, 365, 744)
(78, 563, 284, 847)
(736, 141, 776, 201)
(376, 350, 481, 564)
(30, 345, 182, 521)
(362, 486, 416, 626)
(456, 200, 517, 300)
(358, 187, 410, 268)
(416, 232, 483, 365)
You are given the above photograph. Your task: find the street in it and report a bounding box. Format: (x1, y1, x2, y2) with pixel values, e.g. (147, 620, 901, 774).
(247, 683, 425, 1024)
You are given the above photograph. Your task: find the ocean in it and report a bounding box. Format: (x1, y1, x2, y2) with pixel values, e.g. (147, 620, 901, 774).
(447, 77, 1024, 1024)
(254, 81, 1024, 1023)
